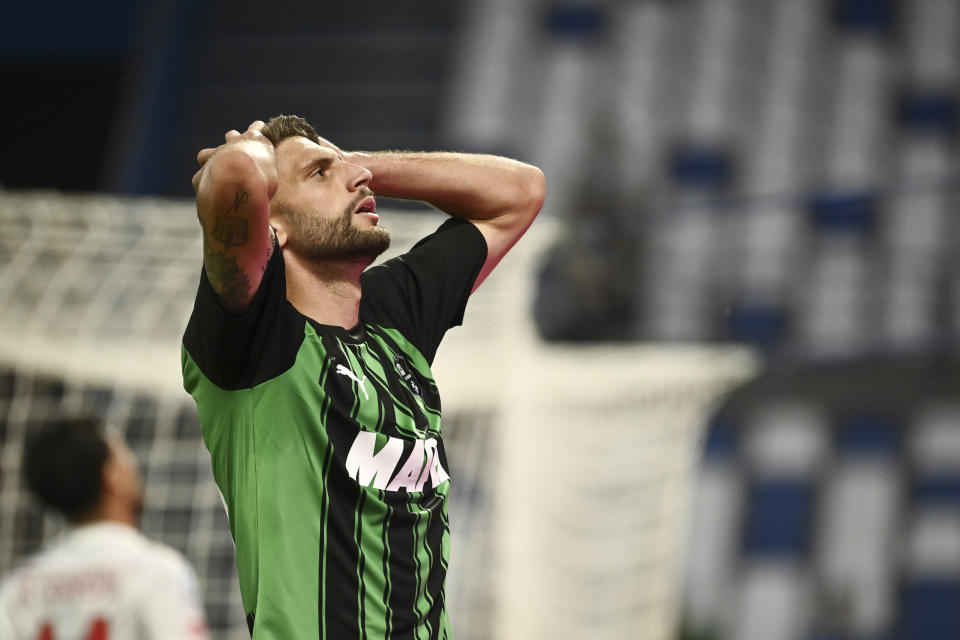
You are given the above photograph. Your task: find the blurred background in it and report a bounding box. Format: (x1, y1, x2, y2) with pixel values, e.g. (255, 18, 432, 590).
(2, 0, 960, 638)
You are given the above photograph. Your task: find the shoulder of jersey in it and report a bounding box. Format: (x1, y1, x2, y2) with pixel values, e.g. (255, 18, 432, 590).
(141, 539, 198, 586)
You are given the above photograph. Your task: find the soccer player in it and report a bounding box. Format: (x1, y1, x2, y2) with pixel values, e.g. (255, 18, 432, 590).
(0, 416, 209, 639)
(181, 116, 544, 638)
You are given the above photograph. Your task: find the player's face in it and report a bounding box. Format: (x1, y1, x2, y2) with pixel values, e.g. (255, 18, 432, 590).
(270, 136, 390, 261)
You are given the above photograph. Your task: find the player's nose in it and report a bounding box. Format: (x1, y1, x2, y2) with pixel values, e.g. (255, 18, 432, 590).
(345, 161, 372, 191)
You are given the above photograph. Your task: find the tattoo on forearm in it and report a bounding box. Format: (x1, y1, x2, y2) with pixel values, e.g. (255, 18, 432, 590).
(231, 191, 249, 212)
(204, 244, 252, 312)
(213, 216, 249, 247)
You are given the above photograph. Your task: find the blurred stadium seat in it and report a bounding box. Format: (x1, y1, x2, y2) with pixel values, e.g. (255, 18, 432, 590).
(452, 0, 960, 355)
(683, 359, 960, 640)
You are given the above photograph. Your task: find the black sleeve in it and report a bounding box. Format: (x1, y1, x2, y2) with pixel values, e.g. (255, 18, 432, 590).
(182, 240, 305, 390)
(360, 218, 488, 364)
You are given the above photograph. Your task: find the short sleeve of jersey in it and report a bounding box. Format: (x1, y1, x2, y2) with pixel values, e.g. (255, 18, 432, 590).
(360, 217, 487, 364)
(182, 238, 305, 390)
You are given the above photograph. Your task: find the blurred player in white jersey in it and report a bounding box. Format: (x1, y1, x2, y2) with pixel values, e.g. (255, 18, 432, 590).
(0, 416, 209, 639)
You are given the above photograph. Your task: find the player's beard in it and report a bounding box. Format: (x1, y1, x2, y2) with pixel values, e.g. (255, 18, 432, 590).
(277, 195, 391, 261)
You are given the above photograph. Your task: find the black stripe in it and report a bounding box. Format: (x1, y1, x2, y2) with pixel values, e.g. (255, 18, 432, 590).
(411, 503, 426, 633)
(385, 503, 419, 639)
(423, 494, 448, 635)
(317, 444, 334, 639)
(318, 335, 363, 638)
(316, 351, 337, 639)
(321, 461, 363, 638)
(357, 490, 369, 640)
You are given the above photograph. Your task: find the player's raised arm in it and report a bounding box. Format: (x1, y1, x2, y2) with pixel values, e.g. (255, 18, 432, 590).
(343, 151, 546, 291)
(192, 121, 278, 312)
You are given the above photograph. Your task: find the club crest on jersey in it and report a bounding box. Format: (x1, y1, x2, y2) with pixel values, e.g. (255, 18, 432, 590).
(393, 355, 423, 397)
(345, 431, 449, 492)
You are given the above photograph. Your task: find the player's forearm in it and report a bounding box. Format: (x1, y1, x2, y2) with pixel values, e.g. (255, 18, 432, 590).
(194, 139, 277, 312)
(195, 140, 277, 222)
(346, 151, 545, 222)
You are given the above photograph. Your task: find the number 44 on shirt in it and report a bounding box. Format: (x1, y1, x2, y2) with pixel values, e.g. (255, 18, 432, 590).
(37, 618, 107, 640)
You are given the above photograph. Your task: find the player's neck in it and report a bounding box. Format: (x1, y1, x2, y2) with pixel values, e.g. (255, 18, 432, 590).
(284, 252, 370, 330)
(73, 504, 139, 530)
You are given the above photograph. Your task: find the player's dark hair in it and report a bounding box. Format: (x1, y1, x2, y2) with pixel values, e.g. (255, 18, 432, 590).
(261, 114, 321, 146)
(22, 415, 110, 521)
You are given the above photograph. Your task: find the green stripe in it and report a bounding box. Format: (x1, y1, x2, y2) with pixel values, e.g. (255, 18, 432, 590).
(355, 490, 368, 639)
(318, 352, 335, 639)
(355, 494, 395, 638)
(381, 498, 393, 637)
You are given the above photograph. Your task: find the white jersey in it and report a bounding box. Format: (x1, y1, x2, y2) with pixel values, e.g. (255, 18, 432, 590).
(0, 522, 209, 640)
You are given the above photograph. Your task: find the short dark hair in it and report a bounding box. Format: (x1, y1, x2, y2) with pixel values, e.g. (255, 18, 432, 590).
(261, 114, 321, 147)
(22, 416, 110, 521)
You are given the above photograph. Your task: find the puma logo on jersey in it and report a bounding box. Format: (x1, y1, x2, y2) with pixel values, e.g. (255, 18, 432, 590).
(345, 431, 450, 492)
(335, 364, 369, 400)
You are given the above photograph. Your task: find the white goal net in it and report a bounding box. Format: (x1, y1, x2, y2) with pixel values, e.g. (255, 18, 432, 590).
(0, 189, 756, 640)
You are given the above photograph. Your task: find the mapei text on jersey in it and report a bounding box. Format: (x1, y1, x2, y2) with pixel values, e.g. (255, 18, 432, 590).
(345, 432, 450, 492)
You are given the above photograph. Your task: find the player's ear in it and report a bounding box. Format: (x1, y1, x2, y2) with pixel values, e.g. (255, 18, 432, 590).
(270, 222, 288, 249)
(100, 447, 122, 497)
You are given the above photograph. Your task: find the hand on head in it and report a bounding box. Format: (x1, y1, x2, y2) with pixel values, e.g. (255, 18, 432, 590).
(192, 120, 275, 193)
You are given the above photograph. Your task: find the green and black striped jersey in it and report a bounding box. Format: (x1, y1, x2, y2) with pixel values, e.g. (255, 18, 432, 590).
(182, 219, 486, 640)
